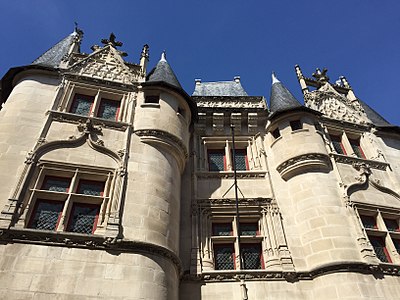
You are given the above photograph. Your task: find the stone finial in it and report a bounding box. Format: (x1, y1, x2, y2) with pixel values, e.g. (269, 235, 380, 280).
(272, 72, 280, 84)
(339, 76, 352, 89)
(101, 33, 123, 48)
(160, 50, 167, 62)
(195, 79, 202, 85)
(140, 44, 150, 73)
(295, 64, 304, 80)
(312, 68, 330, 83)
(234, 76, 240, 83)
(141, 44, 149, 59)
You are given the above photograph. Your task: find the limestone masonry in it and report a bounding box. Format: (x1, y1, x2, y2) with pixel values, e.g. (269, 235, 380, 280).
(0, 29, 399, 299)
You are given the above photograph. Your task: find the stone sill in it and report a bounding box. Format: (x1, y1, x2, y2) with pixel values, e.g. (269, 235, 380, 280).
(196, 171, 267, 179)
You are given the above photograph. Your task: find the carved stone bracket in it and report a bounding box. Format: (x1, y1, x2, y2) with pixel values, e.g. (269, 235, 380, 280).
(332, 153, 389, 171)
(276, 153, 331, 181)
(0, 229, 182, 275)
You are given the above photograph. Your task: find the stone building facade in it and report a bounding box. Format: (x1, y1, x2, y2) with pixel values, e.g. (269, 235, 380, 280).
(0, 29, 399, 299)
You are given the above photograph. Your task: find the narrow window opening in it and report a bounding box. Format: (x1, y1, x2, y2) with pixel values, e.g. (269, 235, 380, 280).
(272, 128, 280, 139)
(144, 95, 160, 104)
(290, 120, 302, 131)
(349, 138, 365, 159)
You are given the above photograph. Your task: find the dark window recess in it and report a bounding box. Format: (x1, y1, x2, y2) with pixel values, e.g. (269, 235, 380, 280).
(70, 94, 94, 116)
(177, 107, 185, 116)
(214, 244, 235, 270)
(330, 135, 346, 155)
(392, 239, 400, 254)
(240, 223, 258, 236)
(384, 218, 399, 232)
(314, 122, 323, 132)
(360, 215, 377, 229)
(369, 236, 391, 263)
(66, 203, 100, 234)
(272, 128, 281, 139)
(28, 200, 63, 231)
(349, 139, 365, 158)
(42, 176, 71, 193)
(144, 95, 160, 104)
(98, 99, 120, 120)
(233, 149, 248, 171)
(212, 223, 233, 236)
(241, 244, 262, 269)
(208, 150, 225, 171)
(290, 120, 302, 131)
(76, 180, 104, 196)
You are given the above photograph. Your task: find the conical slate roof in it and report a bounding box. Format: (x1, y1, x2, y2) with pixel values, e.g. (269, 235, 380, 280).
(269, 73, 302, 113)
(146, 52, 182, 89)
(358, 99, 391, 126)
(32, 31, 79, 68)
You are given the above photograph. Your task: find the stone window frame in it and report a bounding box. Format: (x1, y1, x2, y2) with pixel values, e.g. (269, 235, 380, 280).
(56, 81, 129, 123)
(327, 129, 367, 159)
(211, 216, 264, 271)
(356, 206, 400, 264)
(17, 161, 115, 236)
(201, 137, 259, 172)
(194, 202, 295, 275)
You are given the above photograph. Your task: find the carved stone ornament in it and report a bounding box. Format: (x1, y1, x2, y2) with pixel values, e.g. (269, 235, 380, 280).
(332, 153, 389, 171)
(304, 83, 369, 124)
(0, 229, 182, 275)
(135, 129, 188, 159)
(196, 197, 272, 206)
(276, 153, 331, 180)
(193, 96, 266, 109)
(68, 45, 142, 84)
(183, 262, 400, 283)
(196, 171, 266, 179)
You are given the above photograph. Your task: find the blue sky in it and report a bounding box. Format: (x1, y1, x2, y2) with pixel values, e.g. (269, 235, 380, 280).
(1, 1, 399, 124)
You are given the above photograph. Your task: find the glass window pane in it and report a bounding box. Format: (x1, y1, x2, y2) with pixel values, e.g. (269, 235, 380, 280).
(241, 244, 262, 269)
(392, 239, 400, 254)
(369, 236, 391, 263)
(70, 94, 94, 116)
(240, 223, 258, 236)
(212, 223, 232, 236)
(77, 180, 104, 196)
(384, 218, 399, 232)
(349, 139, 365, 158)
(29, 200, 63, 231)
(360, 215, 377, 229)
(233, 150, 248, 171)
(331, 135, 345, 155)
(42, 177, 70, 192)
(67, 204, 99, 234)
(208, 151, 225, 171)
(98, 99, 120, 120)
(214, 244, 235, 270)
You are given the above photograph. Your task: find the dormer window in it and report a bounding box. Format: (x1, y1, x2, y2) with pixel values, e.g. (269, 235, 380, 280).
(70, 94, 94, 116)
(97, 99, 120, 121)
